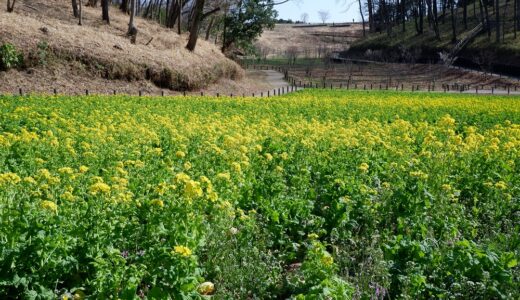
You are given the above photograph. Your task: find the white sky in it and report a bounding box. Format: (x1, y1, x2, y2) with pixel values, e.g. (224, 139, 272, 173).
(275, 0, 361, 23)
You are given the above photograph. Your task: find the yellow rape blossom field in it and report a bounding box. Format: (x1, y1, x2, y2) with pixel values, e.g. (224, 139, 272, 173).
(0, 91, 519, 299)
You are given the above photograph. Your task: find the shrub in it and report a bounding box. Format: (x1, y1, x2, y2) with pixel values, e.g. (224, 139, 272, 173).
(0, 43, 23, 71)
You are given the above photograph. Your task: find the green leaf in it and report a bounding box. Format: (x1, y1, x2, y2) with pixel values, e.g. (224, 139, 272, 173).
(506, 258, 517, 268)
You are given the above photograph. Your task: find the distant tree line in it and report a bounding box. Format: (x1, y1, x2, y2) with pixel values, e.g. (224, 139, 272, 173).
(353, 0, 520, 42)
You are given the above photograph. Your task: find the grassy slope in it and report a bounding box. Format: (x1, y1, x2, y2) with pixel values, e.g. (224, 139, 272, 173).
(0, 0, 243, 92)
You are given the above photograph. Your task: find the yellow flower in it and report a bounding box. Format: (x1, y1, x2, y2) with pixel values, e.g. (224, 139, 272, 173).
(184, 162, 192, 170)
(174, 172, 191, 183)
(90, 182, 111, 195)
(61, 191, 75, 201)
(58, 167, 74, 175)
(358, 162, 369, 173)
(176, 150, 186, 159)
(231, 162, 241, 173)
(78, 165, 89, 173)
(197, 282, 215, 295)
(265, 153, 273, 161)
(173, 245, 192, 257)
(321, 253, 334, 266)
(41, 200, 58, 213)
(150, 199, 164, 207)
(410, 171, 428, 180)
(0, 172, 21, 186)
(23, 176, 37, 185)
(216, 172, 231, 181)
(207, 191, 218, 202)
(308, 233, 319, 239)
(495, 181, 507, 190)
(184, 180, 203, 198)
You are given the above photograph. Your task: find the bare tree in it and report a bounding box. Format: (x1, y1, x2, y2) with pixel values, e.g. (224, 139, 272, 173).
(72, 0, 79, 17)
(78, 0, 83, 25)
(7, 0, 16, 12)
(357, 0, 366, 36)
(286, 46, 299, 64)
(186, 0, 205, 51)
(300, 12, 309, 23)
(318, 10, 330, 24)
(120, 0, 129, 13)
(128, 0, 138, 43)
(102, 0, 110, 24)
(495, 0, 500, 42)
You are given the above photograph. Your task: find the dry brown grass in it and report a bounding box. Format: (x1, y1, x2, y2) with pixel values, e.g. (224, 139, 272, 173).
(256, 23, 363, 58)
(0, 0, 244, 92)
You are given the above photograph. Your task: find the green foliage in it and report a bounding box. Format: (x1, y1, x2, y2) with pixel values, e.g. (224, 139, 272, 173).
(0, 43, 23, 71)
(222, 0, 277, 53)
(37, 41, 49, 66)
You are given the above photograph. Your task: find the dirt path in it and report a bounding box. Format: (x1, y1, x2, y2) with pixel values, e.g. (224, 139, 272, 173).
(246, 69, 289, 87)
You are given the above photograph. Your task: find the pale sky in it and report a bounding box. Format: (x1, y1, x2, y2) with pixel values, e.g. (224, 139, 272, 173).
(275, 0, 361, 23)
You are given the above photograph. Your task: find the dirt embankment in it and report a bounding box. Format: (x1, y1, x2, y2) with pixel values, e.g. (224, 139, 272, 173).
(0, 0, 245, 94)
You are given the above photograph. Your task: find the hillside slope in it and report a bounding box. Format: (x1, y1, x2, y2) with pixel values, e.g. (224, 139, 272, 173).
(347, 1, 520, 75)
(0, 0, 244, 94)
(255, 23, 363, 59)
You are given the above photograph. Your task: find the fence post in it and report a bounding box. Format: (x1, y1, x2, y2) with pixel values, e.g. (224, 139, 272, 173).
(114, 90, 118, 95)
(86, 89, 89, 96)
(217, 93, 219, 97)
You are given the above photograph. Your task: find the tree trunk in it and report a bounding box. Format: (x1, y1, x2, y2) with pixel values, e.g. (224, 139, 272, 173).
(78, 0, 83, 25)
(367, 0, 375, 32)
(186, 0, 205, 51)
(102, 0, 110, 24)
(205, 16, 216, 40)
(495, 0, 500, 42)
(450, 0, 457, 42)
(463, 0, 468, 30)
(482, 0, 491, 38)
(128, 0, 138, 43)
(177, 0, 182, 35)
(402, 0, 406, 32)
(120, 0, 128, 13)
(7, 0, 16, 12)
(517, 0, 520, 31)
(419, 0, 424, 34)
(72, 0, 79, 17)
(427, 0, 440, 39)
(515, 0, 518, 38)
(358, 0, 366, 36)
